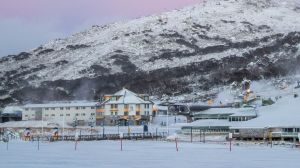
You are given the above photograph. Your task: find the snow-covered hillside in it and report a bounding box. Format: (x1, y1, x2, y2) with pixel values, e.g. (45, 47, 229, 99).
(1, 0, 300, 106)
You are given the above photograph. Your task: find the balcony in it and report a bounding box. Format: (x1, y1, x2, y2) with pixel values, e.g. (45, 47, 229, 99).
(96, 116, 105, 119)
(96, 109, 105, 113)
(124, 108, 129, 112)
(110, 108, 118, 111)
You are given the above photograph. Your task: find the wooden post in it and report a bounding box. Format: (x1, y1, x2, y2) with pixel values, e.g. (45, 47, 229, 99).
(230, 139, 232, 152)
(190, 127, 193, 143)
(200, 130, 202, 142)
(38, 136, 40, 151)
(120, 132, 123, 151)
(75, 140, 78, 151)
(203, 131, 206, 143)
(121, 138, 123, 151)
(103, 126, 105, 139)
(75, 131, 79, 151)
(156, 128, 158, 141)
(229, 133, 233, 152)
(269, 130, 272, 148)
(175, 138, 179, 152)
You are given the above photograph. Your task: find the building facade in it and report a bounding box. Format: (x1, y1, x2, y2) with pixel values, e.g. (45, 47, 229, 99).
(22, 102, 97, 126)
(96, 88, 154, 126)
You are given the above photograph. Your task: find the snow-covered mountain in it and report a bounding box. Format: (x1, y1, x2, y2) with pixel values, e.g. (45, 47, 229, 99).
(1, 0, 300, 106)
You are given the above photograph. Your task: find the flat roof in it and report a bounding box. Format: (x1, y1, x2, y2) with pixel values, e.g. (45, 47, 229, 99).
(23, 101, 98, 108)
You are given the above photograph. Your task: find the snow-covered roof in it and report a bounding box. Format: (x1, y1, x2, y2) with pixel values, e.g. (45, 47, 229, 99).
(106, 88, 152, 104)
(23, 101, 98, 108)
(183, 90, 300, 128)
(187, 119, 235, 127)
(234, 94, 300, 128)
(195, 107, 257, 117)
(2, 106, 24, 114)
(113, 88, 137, 96)
(229, 109, 257, 117)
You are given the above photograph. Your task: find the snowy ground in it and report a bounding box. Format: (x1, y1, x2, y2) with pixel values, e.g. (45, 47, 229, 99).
(1, 140, 300, 168)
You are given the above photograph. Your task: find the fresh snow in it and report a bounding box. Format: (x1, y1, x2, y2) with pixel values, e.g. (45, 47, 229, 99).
(0, 140, 300, 168)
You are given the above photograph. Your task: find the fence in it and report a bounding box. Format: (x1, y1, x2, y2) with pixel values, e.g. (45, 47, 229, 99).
(28, 132, 167, 142)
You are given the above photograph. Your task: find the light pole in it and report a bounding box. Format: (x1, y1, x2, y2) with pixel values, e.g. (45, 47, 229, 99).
(102, 122, 105, 138)
(117, 121, 120, 135)
(167, 104, 169, 135)
(41, 110, 44, 137)
(73, 117, 78, 138)
(88, 116, 95, 136)
(62, 111, 65, 140)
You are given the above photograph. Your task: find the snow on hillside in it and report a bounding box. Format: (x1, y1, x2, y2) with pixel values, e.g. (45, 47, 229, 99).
(181, 77, 300, 128)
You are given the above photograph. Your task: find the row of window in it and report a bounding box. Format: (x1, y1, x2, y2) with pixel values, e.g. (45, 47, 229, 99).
(110, 104, 151, 109)
(108, 111, 151, 116)
(24, 113, 95, 117)
(25, 107, 95, 111)
(283, 128, 300, 132)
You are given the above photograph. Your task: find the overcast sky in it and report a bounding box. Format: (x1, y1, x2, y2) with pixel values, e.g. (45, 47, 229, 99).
(0, 0, 199, 56)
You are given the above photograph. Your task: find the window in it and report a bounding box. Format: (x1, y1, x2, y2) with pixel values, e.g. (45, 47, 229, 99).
(81, 107, 86, 109)
(111, 112, 113, 116)
(91, 113, 95, 116)
(32, 114, 35, 116)
(111, 96, 117, 101)
(45, 114, 49, 117)
(25, 115, 28, 117)
(51, 114, 55, 117)
(60, 114, 64, 117)
(51, 108, 55, 110)
(111, 104, 118, 109)
(60, 107, 64, 110)
(136, 112, 140, 116)
(66, 114, 70, 116)
(124, 112, 128, 116)
(81, 113, 85, 116)
(124, 104, 129, 109)
(25, 108, 29, 111)
(76, 113, 79, 116)
(115, 112, 118, 116)
(45, 108, 49, 110)
(91, 107, 95, 109)
(76, 107, 79, 110)
(66, 107, 70, 110)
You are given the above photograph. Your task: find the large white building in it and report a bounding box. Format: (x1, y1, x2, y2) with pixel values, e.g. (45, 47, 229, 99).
(96, 88, 154, 126)
(22, 102, 98, 125)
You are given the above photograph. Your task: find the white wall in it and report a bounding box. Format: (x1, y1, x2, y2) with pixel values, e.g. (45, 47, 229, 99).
(22, 106, 96, 123)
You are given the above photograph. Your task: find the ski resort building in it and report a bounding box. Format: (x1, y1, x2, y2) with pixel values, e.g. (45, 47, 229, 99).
(96, 88, 154, 126)
(181, 92, 300, 142)
(21, 102, 98, 125)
